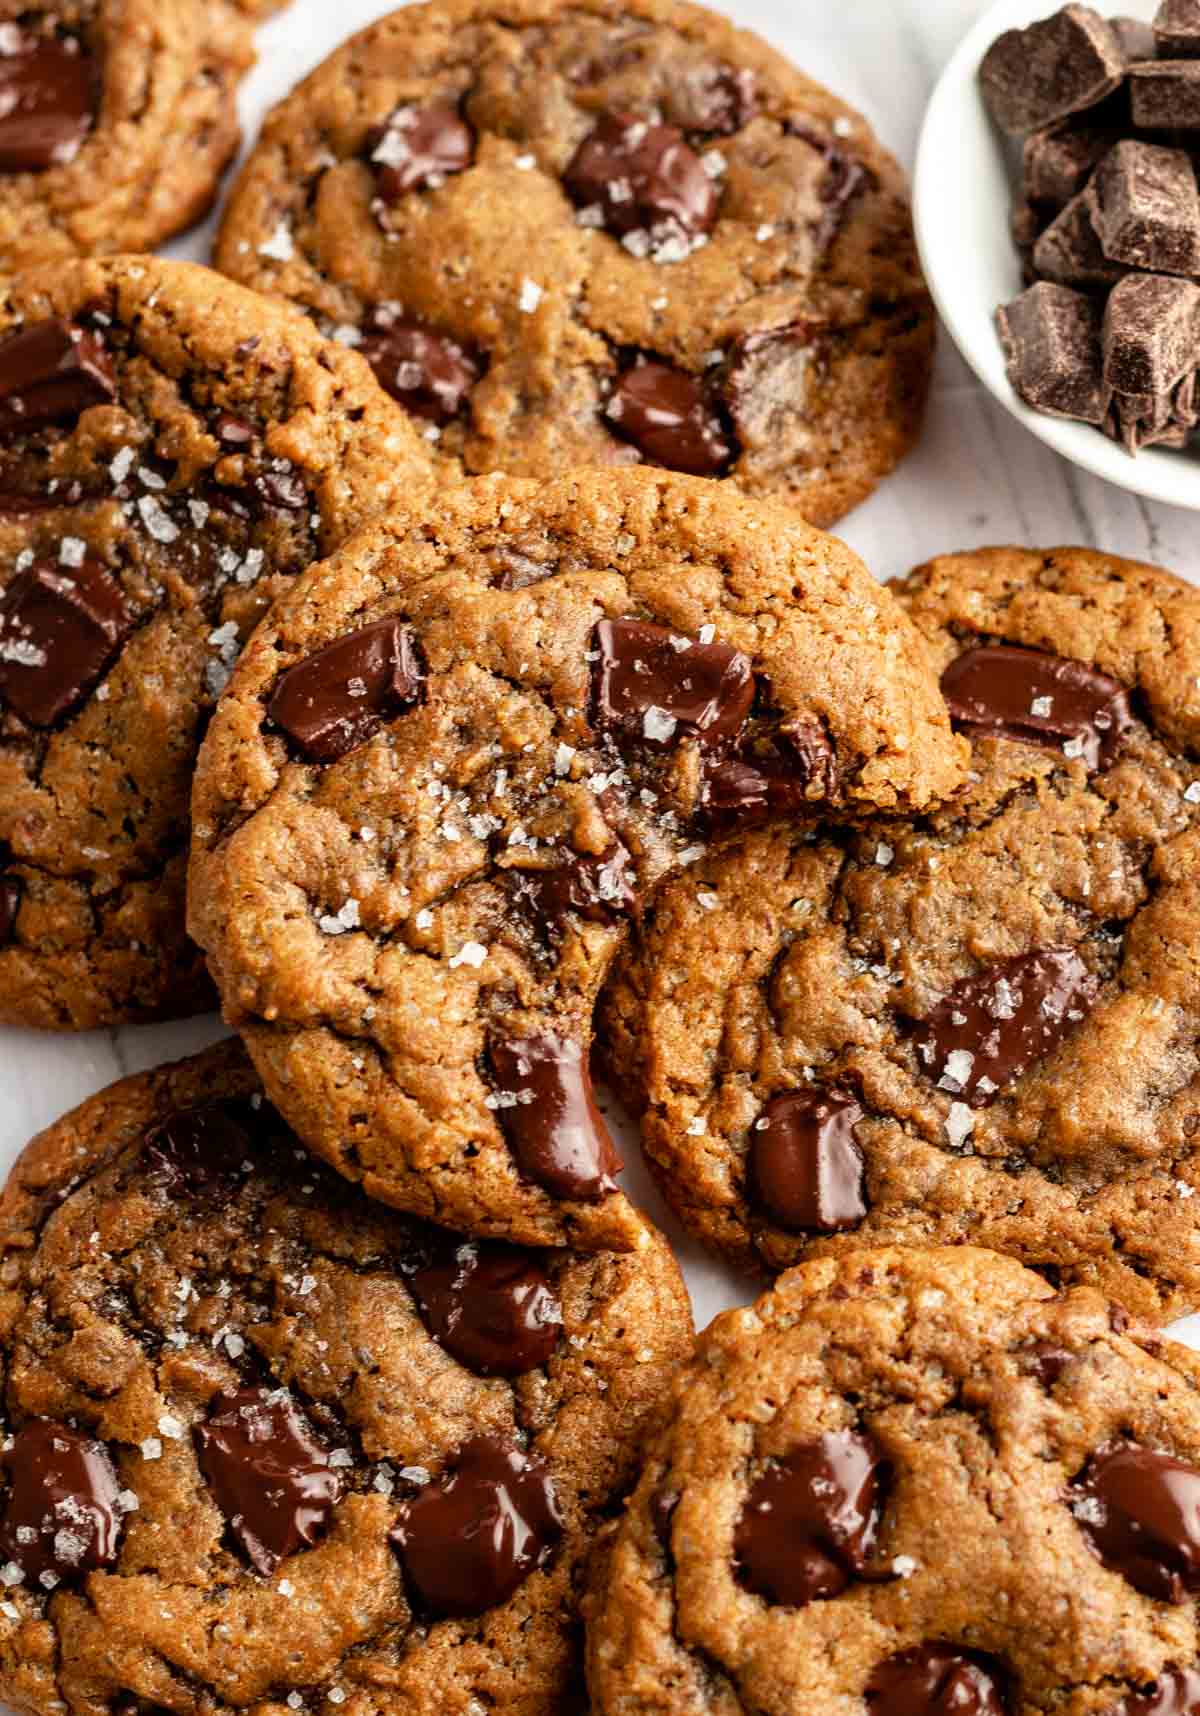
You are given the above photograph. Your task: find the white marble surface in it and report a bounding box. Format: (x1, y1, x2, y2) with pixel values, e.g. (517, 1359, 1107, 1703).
(2, 0, 1199, 1349)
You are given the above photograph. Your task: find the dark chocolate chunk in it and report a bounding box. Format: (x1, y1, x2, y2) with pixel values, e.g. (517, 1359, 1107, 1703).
(591, 617, 753, 750)
(214, 413, 255, 449)
(489, 1032, 622, 1202)
(1033, 192, 1128, 286)
(1131, 61, 1200, 129)
(750, 1090, 867, 1233)
(0, 1420, 122, 1588)
(254, 466, 307, 511)
(409, 1242, 562, 1377)
(194, 1388, 341, 1577)
(996, 283, 1110, 425)
(0, 872, 20, 946)
(606, 358, 733, 475)
(1114, 15, 1160, 61)
(911, 947, 1099, 1106)
(941, 642, 1134, 770)
(664, 64, 758, 135)
(1156, 0, 1200, 58)
(1103, 274, 1200, 395)
(0, 318, 115, 439)
(980, 6, 1125, 136)
(785, 121, 868, 253)
(866, 1645, 1009, 1716)
(0, 557, 130, 728)
(358, 311, 482, 425)
(1024, 125, 1119, 210)
(0, 34, 94, 174)
(1114, 1668, 1200, 1716)
(702, 757, 816, 821)
(564, 112, 717, 254)
(1071, 1441, 1200, 1602)
(513, 837, 638, 926)
(372, 101, 474, 199)
(1106, 369, 1199, 451)
(1027, 1342, 1075, 1385)
(720, 323, 820, 454)
(734, 1430, 887, 1608)
(390, 1435, 562, 1616)
(1089, 142, 1200, 274)
(141, 1101, 257, 1198)
(268, 616, 423, 763)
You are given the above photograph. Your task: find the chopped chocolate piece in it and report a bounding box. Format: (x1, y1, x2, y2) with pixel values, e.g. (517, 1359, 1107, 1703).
(1131, 60, 1200, 128)
(0, 872, 20, 946)
(1070, 1440, 1200, 1602)
(1106, 370, 1200, 450)
(1032, 192, 1127, 286)
(1113, 1668, 1200, 1716)
(0, 318, 115, 438)
(0, 557, 130, 728)
(996, 283, 1110, 424)
(564, 112, 717, 251)
(254, 466, 307, 511)
(513, 838, 638, 925)
(590, 617, 754, 751)
(372, 102, 474, 199)
(867, 1646, 1009, 1716)
(1024, 124, 1119, 210)
(750, 1090, 867, 1233)
(980, 6, 1125, 136)
(0, 1420, 123, 1587)
(142, 1101, 257, 1199)
(911, 947, 1100, 1106)
(702, 756, 817, 821)
(358, 313, 482, 424)
(1028, 1343, 1075, 1385)
(1114, 15, 1160, 62)
(390, 1435, 562, 1617)
(409, 1242, 562, 1377)
(214, 413, 255, 449)
(1088, 142, 1200, 274)
(194, 1387, 341, 1576)
(1011, 198, 1046, 258)
(0, 34, 94, 174)
(1104, 273, 1200, 394)
(785, 120, 869, 252)
(268, 617, 423, 763)
(606, 358, 733, 475)
(662, 64, 758, 135)
(1156, 0, 1200, 58)
(735, 1430, 887, 1607)
(489, 1032, 622, 1202)
(941, 642, 1134, 770)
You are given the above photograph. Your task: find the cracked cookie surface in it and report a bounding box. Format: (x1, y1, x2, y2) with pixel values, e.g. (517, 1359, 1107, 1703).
(0, 1038, 692, 1716)
(601, 547, 1200, 1318)
(585, 1245, 1200, 1716)
(0, 1, 255, 268)
(187, 467, 966, 1253)
(0, 255, 435, 1030)
(213, 0, 933, 529)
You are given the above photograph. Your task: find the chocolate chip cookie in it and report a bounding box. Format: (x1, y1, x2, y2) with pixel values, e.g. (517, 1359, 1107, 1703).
(602, 546, 1200, 1319)
(213, 0, 934, 529)
(0, 1038, 692, 1716)
(0, 255, 434, 1030)
(0, 2, 256, 269)
(586, 1244, 1200, 1716)
(187, 467, 966, 1253)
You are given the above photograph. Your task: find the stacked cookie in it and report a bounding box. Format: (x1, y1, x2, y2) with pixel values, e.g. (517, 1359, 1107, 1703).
(0, 4, 1199, 1716)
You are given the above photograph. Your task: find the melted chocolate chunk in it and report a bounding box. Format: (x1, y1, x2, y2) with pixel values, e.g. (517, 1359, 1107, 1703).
(0, 35, 94, 174)
(1027, 1342, 1074, 1386)
(735, 1429, 887, 1607)
(591, 617, 753, 751)
(0, 871, 20, 945)
(0, 1420, 122, 1587)
(0, 557, 130, 727)
(1071, 1441, 1200, 1603)
(268, 616, 423, 762)
(193, 1388, 341, 1577)
(704, 716, 839, 821)
(1115, 1668, 1200, 1716)
(0, 318, 115, 438)
(390, 1435, 562, 1616)
(564, 112, 717, 249)
(911, 947, 1099, 1108)
(409, 1242, 562, 1377)
(751, 1090, 867, 1233)
(359, 313, 482, 424)
(606, 359, 733, 475)
(373, 101, 474, 199)
(254, 466, 306, 512)
(513, 837, 638, 927)
(142, 1100, 258, 1198)
(866, 1645, 1009, 1716)
(489, 1032, 622, 1202)
(941, 644, 1133, 772)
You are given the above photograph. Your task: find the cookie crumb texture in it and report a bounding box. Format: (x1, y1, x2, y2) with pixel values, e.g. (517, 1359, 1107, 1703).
(0, 256, 433, 1030)
(0, 1040, 692, 1716)
(603, 547, 1200, 1318)
(0, 1, 255, 268)
(586, 1246, 1200, 1716)
(214, 0, 933, 529)
(187, 468, 965, 1252)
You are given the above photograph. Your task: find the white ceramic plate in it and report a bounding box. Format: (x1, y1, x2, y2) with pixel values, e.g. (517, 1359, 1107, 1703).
(914, 0, 1200, 511)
